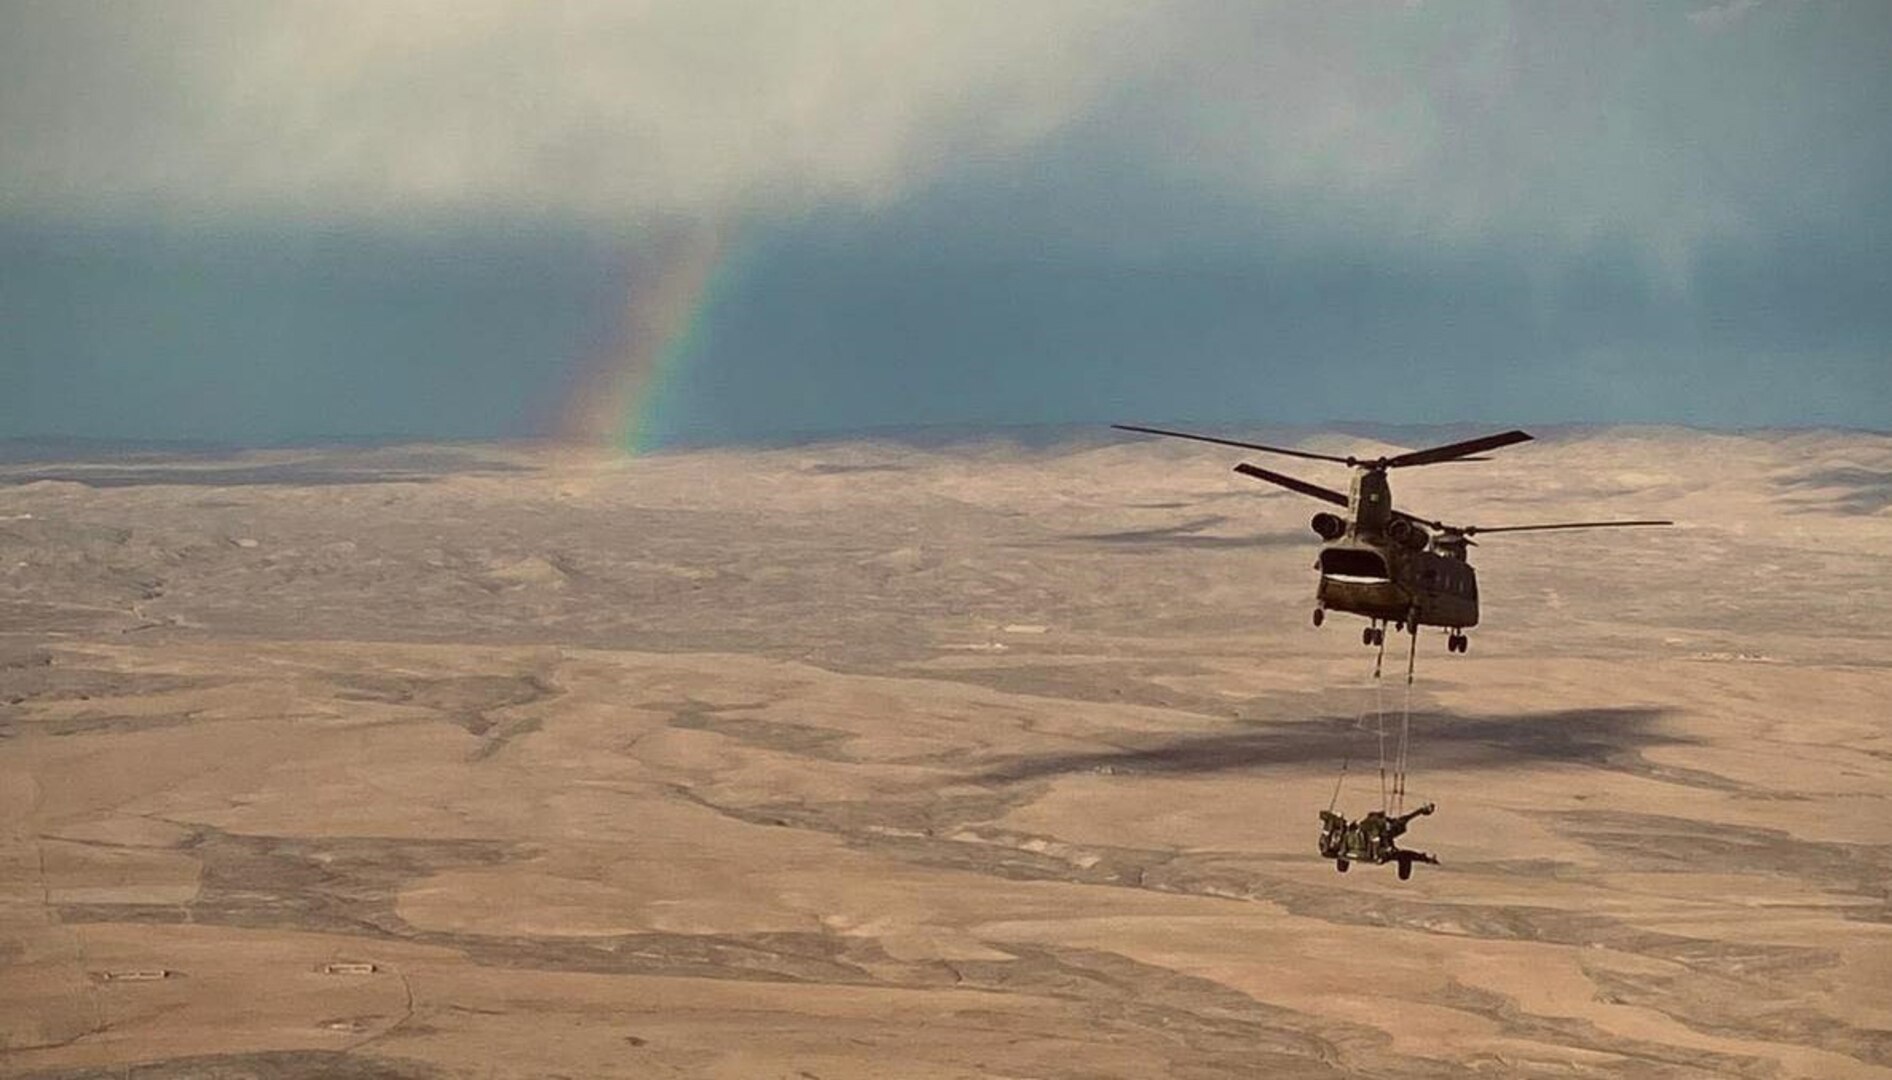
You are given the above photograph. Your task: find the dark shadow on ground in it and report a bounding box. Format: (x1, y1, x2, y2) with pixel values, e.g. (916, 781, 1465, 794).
(1776, 466, 1892, 515)
(17, 1052, 441, 1080)
(973, 706, 1713, 786)
(802, 462, 910, 475)
(0, 458, 527, 488)
(1544, 809, 1892, 910)
(1067, 515, 1309, 549)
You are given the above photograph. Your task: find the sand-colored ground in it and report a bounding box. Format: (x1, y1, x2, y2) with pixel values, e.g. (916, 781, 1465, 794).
(2, 428, 1889, 1078)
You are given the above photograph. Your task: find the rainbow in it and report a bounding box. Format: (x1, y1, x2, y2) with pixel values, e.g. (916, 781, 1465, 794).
(559, 222, 739, 453)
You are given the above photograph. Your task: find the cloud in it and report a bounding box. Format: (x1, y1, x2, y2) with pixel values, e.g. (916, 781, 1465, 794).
(1104, 3, 1889, 276)
(3, 1, 1886, 273)
(1688, 0, 1767, 33)
(0, 1, 1156, 222)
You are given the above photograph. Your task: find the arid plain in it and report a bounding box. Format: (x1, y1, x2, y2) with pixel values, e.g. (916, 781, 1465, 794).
(2, 427, 1889, 1079)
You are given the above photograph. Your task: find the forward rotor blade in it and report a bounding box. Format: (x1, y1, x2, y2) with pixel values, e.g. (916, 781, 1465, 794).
(1113, 424, 1354, 465)
(1462, 519, 1673, 536)
(1233, 462, 1349, 507)
(1385, 429, 1533, 468)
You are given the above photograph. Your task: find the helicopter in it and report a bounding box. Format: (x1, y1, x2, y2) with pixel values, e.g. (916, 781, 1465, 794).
(1113, 424, 1672, 654)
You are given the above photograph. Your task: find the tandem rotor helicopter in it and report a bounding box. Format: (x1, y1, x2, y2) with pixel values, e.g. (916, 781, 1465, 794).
(1114, 422, 1672, 880)
(1112, 424, 1673, 657)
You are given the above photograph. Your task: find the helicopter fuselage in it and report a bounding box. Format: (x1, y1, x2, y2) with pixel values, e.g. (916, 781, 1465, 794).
(1310, 467, 1479, 631)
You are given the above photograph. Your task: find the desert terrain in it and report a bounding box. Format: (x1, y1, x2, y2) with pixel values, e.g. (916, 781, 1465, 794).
(2, 426, 1889, 1079)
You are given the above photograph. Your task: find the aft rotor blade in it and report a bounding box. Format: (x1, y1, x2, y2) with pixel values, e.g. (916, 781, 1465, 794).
(1385, 430, 1533, 468)
(1232, 462, 1349, 507)
(1393, 508, 1445, 532)
(1113, 424, 1355, 465)
(1463, 519, 1673, 535)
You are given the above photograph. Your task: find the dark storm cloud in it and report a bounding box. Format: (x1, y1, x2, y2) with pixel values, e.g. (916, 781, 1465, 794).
(8, 2, 1886, 265)
(2, 2, 1888, 441)
(0, 221, 626, 442)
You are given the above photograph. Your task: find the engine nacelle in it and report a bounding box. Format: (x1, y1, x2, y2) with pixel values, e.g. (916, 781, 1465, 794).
(1310, 512, 1347, 541)
(1387, 518, 1429, 551)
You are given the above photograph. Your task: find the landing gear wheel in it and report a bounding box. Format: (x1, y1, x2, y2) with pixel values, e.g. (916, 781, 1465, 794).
(1335, 858, 1350, 873)
(1362, 626, 1375, 646)
(1397, 856, 1413, 881)
(1313, 608, 1324, 627)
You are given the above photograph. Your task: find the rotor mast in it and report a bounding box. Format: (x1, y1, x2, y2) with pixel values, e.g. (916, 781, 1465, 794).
(1348, 468, 1395, 538)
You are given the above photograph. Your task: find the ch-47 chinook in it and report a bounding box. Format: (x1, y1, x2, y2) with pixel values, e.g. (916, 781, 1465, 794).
(1113, 424, 1672, 655)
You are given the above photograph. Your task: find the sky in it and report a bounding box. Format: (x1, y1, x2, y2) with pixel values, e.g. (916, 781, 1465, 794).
(3, 0, 1888, 447)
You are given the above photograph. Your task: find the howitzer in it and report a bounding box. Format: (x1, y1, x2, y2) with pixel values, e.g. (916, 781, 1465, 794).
(1317, 804, 1438, 881)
